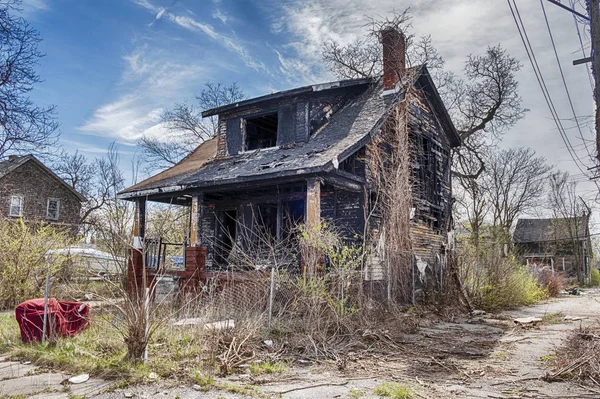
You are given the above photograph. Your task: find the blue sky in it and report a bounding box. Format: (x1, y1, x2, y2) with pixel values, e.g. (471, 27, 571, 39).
(20, 0, 598, 205)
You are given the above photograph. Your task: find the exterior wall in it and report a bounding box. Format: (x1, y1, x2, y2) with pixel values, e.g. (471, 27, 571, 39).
(0, 160, 82, 230)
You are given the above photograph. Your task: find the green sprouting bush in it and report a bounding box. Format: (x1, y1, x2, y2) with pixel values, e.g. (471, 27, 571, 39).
(591, 268, 600, 287)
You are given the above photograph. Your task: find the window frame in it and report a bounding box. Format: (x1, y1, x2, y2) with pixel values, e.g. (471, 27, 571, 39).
(46, 198, 60, 220)
(242, 111, 279, 151)
(9, 195, 23, 217)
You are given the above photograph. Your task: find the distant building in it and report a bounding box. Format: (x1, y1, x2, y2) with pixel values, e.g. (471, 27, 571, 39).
(513, 217, 591, 281)
(0, 155, 85, 233)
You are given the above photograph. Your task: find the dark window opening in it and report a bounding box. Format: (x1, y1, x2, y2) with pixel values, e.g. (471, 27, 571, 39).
(245, 113, 278, 150)
(215, 209, 237, 266)
(282, 199, 305, 238)
(255, 203, 278, 238)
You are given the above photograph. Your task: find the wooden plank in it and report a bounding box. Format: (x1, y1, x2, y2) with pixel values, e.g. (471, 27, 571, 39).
(306, 178, 321, 228)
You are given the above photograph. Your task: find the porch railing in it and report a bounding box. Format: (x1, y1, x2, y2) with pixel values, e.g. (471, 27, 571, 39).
(145, 237, 189, 272)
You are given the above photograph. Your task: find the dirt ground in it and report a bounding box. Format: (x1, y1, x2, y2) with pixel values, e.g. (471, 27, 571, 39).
(88, 289, 600, 399)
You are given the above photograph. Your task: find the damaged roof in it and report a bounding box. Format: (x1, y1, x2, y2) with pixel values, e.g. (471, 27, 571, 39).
(119, 66, 459, 199)
(513, 217, 590, 243)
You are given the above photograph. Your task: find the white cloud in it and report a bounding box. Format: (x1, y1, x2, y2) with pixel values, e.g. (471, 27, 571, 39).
(20, 0, 49, 13)
(130, 0, 268, 73)
(79, 48, 206, 143)
(212, 9, 228, 25)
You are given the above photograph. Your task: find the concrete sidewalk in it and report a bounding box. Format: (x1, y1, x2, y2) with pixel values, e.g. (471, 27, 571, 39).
(0, 356, 111, 398)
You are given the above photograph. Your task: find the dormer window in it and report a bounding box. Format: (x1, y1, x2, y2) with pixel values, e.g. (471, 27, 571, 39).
(245, 112, 278, 150)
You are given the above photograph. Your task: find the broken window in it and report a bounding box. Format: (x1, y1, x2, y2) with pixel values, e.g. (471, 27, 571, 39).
(47, 199, 60, 220)
(245, 112, 278, 150)
(9, 195, 23, 217)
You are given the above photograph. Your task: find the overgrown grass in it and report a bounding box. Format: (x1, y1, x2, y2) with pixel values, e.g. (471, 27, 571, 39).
(374, 382, 413, 399)
(248, 360, 287, 376)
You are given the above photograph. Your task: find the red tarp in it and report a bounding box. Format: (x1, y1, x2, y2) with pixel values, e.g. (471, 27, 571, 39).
(15, 298, 90, 343)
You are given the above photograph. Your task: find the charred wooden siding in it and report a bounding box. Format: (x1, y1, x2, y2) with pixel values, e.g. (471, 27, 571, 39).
(408, 87, 452, 231)
(215, 86, 366, 157)
(320, 184, 365, 242)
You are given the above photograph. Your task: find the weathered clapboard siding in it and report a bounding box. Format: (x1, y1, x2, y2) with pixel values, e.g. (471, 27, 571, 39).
(321, 185, 365, 241)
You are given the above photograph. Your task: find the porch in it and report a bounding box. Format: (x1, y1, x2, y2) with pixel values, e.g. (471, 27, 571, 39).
(125, 175, 365, 295)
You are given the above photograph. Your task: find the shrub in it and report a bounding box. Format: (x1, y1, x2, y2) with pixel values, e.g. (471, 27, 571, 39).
(458, 232, 548, 312)
(533, 267, 566, 297)
(591, 268, 600, 287)
(0, 219, 71, 309)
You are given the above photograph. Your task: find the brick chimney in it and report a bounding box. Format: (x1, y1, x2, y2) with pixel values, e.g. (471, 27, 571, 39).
(380, 27, 406, 91)
(8, 155, 17, 161)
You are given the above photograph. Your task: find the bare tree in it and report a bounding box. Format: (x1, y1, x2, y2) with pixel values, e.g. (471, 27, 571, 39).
(485, 147, 551, 232)
(547, 171, 591, 283)
(321, 10, 526, 180)
(139, 82, 245, 169)
(0, 0, 59, 157)
(53, 144, 127, 230)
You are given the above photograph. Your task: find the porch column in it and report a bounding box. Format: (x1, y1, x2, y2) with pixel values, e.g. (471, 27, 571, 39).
(128, 197, 146, 296)
(133, 197, 146, 248)
(190, 193, 204, 246)
(306, 178, 321, 229)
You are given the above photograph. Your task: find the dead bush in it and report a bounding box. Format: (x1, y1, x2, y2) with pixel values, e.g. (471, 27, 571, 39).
(532, 267, 566, 298)
(546, 326, 600, 386)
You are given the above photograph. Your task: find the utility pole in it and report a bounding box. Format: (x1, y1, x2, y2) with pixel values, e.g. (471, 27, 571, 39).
(548, 0, 599, 161)
(589, 0, 600, 161)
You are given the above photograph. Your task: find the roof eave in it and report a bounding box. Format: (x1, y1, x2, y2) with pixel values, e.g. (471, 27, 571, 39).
(201, 77, 376, 118)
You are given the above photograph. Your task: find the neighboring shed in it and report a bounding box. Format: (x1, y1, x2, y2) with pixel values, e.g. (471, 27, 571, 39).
(513, 217, 591, 281)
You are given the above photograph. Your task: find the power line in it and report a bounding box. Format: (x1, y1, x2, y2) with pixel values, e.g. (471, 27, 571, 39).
(506, 0, 592, 180)
(540, 0, 594, 162)
(569, 0, 595, 92)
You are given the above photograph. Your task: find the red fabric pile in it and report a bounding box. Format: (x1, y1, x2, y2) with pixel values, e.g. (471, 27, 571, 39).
(15, 298, 90, 343)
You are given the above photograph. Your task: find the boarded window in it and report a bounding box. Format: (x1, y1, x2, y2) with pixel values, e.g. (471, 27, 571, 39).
(245, 113, 278, 150)
(9, 195, 23, 217)
(47, 199, 60, 220)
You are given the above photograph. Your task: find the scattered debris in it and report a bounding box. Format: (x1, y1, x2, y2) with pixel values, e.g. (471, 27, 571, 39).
(124, 392, 134, 398)
(471, 309, 486, 316)
(148, 372, 158, 380)
(263, 340, 273, 347)
(513, 317, 543, 326)
(564, 315, 585, 321)
(68, 374, 90, 384)
(568, 288, 582, 295)
(173, 318, 235, 330)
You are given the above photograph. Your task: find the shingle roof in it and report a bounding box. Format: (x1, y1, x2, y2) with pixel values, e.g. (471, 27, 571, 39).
(118, 66, 460, 199)
(119, 78, 396, 198)
(513, 217, 589, 243)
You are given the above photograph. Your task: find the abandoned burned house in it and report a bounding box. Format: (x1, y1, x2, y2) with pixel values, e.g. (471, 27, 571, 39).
(0, 155, 85, 233)
(118, 28, 461, 294)
(513, 217, 592, 281)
